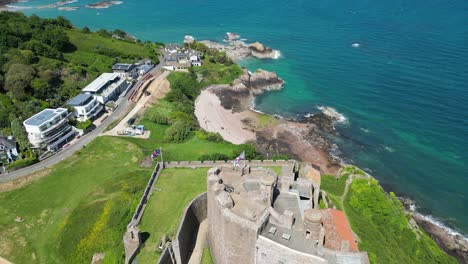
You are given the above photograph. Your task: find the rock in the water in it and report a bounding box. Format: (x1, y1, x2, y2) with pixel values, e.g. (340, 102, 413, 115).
(249, 42, 267, 53)
(226, 32, 240, 40)
(184, 35, 195, 43)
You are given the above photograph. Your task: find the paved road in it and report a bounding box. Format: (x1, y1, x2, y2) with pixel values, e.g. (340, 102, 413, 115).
(0, 63, 163, 183)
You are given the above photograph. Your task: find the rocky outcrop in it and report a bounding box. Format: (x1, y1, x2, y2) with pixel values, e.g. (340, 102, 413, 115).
(412, 213, 468, 264)
(226, 32, 240, 41)
(199, 33, 280, 61)
(249, 42, 268, 53)
(241, 69, 283, 94)
(400, 198, 468, 263)
(184, 35, 195, 44)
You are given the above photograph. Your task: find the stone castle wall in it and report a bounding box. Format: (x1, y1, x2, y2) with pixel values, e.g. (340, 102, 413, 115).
(163, 159, 295, 169)
(172, 192, 207, 264)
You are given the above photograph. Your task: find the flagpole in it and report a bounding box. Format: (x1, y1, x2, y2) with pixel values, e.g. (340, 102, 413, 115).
(160, 147, 163, 166)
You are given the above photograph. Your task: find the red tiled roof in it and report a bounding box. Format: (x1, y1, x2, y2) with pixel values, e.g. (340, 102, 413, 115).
(321, 209, 359, 252)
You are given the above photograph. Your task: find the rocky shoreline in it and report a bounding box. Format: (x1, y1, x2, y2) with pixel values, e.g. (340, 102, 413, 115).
(195, 68, 342, 175)
(195, 65, 467, 262)
(400, 198, 468, 263)
(185, 33, 280, 61)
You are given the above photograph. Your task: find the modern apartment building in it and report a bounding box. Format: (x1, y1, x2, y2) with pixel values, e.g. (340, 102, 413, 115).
(67, 93, 104, 122)
(23, 108, 76, 151)
(82, 73, 130, 105)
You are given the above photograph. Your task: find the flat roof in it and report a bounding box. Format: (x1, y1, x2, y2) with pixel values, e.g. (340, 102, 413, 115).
(67, 93, 93, 106)
(112, 63, 135, 71)
(24, 108, 67, 127)
(82, 73, 120, 93)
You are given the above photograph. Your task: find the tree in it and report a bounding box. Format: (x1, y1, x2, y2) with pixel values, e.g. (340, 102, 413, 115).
(164, 120, 191, 142)
(82, 26, 90, 33)
(10, 115, 29, 151)
(4, 63, 35, 100)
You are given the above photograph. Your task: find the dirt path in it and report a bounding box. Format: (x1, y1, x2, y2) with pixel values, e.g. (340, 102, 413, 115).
(102, 71, 170, 137)
(188, 219, 208, 264)
(0, 256, 13, 264)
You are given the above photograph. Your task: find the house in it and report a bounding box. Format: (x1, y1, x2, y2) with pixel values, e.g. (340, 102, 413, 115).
(0, 135, 18, 164)
(165, 43, 184, 54)
(189, 51, 202, 66)
(67, 93, 104, 122)
(137, 64, 154, 76)
(82, 73, 131, 105)
(23, 108, 76, 151)
(112, 63, 138, 79)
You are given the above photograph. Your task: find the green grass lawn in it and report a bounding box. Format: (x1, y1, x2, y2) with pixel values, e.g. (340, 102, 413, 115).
(136, 168, 209, 263)
(320, 174, 348, 197)
(124, 121, 242, 161)
(0, 137, 152, 264)
(192, 59, 243, 85)
(201, 247, 214, 264)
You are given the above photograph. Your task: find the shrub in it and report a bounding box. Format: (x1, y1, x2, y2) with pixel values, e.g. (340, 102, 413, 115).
(6, 158, 38, 171)
(76, 120, 92, 130)
(271, 154, 289, 161)
(164, 120, 192, 142)
(198, 153, 231, 162)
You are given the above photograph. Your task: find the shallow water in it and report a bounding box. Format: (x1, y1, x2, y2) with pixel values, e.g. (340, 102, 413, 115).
(16, 0, 468, 234)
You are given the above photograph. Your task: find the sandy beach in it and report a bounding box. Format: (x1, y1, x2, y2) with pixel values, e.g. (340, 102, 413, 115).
(194, 82, 341, 174)
(195, 90, 256, 144)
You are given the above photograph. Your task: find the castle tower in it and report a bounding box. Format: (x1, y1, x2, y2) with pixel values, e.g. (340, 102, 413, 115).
(303, 209, 322, 242)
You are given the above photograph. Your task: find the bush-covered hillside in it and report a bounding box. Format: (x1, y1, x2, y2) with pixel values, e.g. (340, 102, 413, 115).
(0, 12, 160, 152)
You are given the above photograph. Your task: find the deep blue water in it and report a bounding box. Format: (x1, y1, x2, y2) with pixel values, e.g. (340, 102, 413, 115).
(14, 0, 468, 234)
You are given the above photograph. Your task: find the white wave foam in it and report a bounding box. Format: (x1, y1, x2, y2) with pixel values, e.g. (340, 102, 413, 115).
(423, 214, 468, 239)
(351, 43, 360, 48)
(249, 107, 267, 115)
(384, 146, 395, 153)
(272, 50, 281, 59)
(403, 198, 467, 239)
(317, 106, 348, 124)
(1, 4, 33, 10)
(360, 127, 370, 133)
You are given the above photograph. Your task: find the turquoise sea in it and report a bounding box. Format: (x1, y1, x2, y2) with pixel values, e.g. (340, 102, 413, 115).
(12, 0, 468, 234)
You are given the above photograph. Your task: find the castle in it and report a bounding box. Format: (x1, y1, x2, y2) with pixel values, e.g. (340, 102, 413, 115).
(206, 165, 369, 264)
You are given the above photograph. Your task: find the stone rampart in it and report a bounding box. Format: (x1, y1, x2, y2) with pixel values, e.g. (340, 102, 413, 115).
(172, 192, 208, 264)
(129, 162, 163, 227)
(164, 159, 295, 169)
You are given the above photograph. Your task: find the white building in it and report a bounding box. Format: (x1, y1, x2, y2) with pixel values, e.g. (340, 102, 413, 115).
(112, 63, 138, 79)
(0, 136, 18, 164)
(23, 108, 76, 151)
(165, 43, 184, 54)
(67, 93, 104, 122)
(189, 51, 202, 66)
(82, 73, 130, 105)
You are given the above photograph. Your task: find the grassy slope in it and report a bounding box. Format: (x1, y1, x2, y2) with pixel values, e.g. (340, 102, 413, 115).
(192, 58, 243, 85)
(321, 166, 456, 264)
(344, 178, 456, 264)
(124, 122, 240, 161)
(0, 137, 151, 263)
(201, 248, 214, 264)
(137, 168, 209, 263)
(62, 29, 157, 90)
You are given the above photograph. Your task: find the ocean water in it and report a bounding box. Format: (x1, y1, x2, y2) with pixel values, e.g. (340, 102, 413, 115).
(13, 0, 468, 234)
